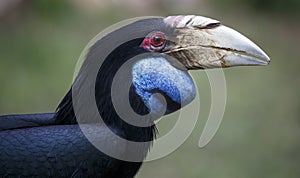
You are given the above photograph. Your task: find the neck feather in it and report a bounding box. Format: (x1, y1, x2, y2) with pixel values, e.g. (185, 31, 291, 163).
(55, 39, 157, 142)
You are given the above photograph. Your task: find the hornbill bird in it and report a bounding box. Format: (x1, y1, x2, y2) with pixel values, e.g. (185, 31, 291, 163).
(0, 15, 270, 177)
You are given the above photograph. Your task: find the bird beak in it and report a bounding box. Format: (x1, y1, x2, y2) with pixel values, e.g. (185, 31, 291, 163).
(163, 15, 270, 69)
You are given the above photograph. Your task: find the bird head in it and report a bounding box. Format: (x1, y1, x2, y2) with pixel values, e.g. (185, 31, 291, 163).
(141, 15, 270, 69)
(130, 15, 270, 117)
(58, 15, 270, 131)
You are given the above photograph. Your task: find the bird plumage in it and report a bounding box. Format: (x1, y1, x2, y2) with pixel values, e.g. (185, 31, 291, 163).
(0, 15, 270, 177)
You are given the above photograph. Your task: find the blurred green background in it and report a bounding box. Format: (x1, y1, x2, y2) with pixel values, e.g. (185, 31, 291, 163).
(0, 0, 299, 177)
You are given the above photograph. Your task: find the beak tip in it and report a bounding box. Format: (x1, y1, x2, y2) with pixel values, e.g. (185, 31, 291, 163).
(262, 59, 271, 66)
(266, 57, 271, 64)
(257, 50, 271, 66)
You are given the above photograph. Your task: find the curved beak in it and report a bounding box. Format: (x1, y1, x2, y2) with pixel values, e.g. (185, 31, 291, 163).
(164, 15, 270, 69)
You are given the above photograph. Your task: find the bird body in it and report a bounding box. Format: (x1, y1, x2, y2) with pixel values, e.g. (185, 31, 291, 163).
(0, 117, 141, 177)
(0, 15, 270, 177)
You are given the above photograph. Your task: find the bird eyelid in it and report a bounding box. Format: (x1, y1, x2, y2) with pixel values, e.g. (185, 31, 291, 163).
(141, 31, 167, 52)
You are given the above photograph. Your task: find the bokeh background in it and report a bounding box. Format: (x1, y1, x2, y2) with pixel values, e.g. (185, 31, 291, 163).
(0, 0, 299, 177)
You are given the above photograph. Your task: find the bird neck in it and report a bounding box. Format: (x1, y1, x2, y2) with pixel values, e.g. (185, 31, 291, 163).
(94, 40, 156, 142)
(55, 39, 157, 142)
(55, 38, 196, 142)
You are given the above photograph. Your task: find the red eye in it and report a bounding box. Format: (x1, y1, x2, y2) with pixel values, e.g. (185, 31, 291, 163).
(141, 32, 166, 52)
(150, 33, 165, 47)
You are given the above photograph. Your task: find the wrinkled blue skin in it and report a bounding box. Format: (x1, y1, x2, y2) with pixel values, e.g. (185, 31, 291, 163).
(132, 57, 196, 115)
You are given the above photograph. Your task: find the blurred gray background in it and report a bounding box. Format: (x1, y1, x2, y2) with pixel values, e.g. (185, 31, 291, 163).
(0, 0, 299, 177)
